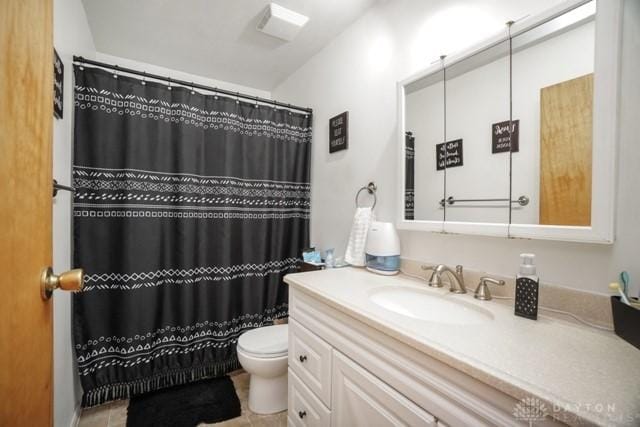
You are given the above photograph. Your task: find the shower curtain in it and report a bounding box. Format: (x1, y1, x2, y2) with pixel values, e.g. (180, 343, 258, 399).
(72, 66, 311, 406)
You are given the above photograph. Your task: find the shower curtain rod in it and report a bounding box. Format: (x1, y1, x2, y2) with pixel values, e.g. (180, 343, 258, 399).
(72, 56, 313, 114)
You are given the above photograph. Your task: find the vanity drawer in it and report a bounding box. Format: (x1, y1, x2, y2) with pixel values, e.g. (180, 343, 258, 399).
(288, 368, 331, 427)
(289, 318, 333, 407)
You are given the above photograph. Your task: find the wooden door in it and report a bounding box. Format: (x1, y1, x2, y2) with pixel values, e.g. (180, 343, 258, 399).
(539, 74, 593, 226)
(0, 0, 54, 426)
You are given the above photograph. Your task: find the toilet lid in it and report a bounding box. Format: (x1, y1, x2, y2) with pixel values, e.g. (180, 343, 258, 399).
(237, 324, 288, 358)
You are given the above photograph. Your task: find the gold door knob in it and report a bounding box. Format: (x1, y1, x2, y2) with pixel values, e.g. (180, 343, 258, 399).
(41, 267, 84, 300)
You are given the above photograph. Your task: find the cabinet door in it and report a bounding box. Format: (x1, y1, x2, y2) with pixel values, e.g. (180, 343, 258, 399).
(332, 351, 436, 427)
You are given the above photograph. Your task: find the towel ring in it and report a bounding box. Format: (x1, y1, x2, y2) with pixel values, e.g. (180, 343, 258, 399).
(355, 182, 377, 209)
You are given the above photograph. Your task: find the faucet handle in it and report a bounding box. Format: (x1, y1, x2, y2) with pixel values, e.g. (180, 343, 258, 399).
(420, 265, 443, 288)
(474, 276, 505, 301)
(455, 265, 465, 287)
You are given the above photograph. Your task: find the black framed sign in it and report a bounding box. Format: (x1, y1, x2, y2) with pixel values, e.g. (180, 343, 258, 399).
(329, 111, 348, 153)
(54, 49, 64, 119)
(492, 119, 519, 153)
(436, 139, 463, 171)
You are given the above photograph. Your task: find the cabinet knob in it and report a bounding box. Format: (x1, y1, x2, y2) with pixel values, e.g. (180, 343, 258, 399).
(299, 355, 307, 363)
(298, 410, 307, 419)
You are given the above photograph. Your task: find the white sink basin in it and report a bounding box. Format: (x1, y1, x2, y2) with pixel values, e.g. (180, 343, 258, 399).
(369, 286, 494, 325)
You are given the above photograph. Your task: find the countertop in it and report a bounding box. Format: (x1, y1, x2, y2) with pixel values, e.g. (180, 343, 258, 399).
(284, 267, 640, 426)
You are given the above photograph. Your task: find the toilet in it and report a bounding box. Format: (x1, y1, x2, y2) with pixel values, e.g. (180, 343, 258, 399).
(236, 324, 288, 414)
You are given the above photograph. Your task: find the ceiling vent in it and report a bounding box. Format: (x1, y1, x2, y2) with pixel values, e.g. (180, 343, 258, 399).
(257, 3, 309, 41)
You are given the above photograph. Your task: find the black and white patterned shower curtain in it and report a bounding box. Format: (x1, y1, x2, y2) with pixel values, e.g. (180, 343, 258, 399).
(72, 66, 311, 407)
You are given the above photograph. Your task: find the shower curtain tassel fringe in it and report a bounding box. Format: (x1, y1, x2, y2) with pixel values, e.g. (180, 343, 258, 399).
(81, 358, 240, 407)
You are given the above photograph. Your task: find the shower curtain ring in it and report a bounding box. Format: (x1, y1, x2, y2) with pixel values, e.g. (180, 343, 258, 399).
(235, 92, 240, 104)
(214, 87, 218, 100)
(167, 77, 172, 90)
(113, 65, 119, 79)
(254, 96, 259, 108)
(141, 71, 146, 85)
(190, 82, 195, 95)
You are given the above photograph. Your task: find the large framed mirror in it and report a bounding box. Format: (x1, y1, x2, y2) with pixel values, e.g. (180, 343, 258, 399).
(397, 0, 622, 243)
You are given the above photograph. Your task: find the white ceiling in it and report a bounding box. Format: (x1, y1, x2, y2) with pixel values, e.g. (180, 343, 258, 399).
(81, 0, 376, 91)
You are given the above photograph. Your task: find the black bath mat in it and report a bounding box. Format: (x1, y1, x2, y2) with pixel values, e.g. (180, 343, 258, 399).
(126, 376, 241, 427)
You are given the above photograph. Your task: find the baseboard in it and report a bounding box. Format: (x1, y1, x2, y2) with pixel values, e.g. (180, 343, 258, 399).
(70, 404, 81, 427)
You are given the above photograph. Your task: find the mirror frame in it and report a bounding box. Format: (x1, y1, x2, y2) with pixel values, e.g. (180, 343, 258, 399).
(396, 0, 622, 243)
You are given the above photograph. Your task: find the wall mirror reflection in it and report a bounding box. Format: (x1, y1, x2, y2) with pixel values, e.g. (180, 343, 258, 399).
(404, 69, 445, 223)
(399, 0, 617, 242)
(510, 1, 596, 227)
(443, 39, 511, 225)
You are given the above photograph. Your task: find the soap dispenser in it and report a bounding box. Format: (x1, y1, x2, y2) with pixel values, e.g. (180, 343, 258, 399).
(515, 253, 539, 320)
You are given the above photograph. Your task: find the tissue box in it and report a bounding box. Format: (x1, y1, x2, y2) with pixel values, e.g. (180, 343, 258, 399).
(611, 296, 640, 350)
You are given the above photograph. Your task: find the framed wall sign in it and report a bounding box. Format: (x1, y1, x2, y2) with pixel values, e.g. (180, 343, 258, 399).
(53, 49, 64, 119)
(492, 119, 519, 153)
(436, 139, 463, 171)
(329, 111, 348, 153)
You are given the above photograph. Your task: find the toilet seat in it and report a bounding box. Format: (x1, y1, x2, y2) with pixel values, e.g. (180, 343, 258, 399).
(237, 324, 288, 358)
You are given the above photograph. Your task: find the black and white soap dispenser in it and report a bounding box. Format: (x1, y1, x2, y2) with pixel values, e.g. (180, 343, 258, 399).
(515, 253, 539, 320)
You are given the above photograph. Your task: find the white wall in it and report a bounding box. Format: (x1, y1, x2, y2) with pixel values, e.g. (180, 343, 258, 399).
(272, 0, 640, 296)
(53, 1, 96, 426)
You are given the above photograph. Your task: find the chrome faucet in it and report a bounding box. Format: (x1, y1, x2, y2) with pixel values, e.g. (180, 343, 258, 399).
(421, 264, 467, 294)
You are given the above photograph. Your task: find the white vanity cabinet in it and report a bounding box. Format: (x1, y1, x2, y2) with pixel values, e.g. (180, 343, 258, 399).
(287, 287, 565, 427)
(288, 317, 436, 427)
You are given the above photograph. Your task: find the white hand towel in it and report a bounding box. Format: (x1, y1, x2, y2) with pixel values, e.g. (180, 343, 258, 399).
(344, 207, 375, 267)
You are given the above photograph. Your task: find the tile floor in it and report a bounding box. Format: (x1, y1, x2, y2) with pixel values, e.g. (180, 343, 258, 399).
(78, 371, 287, 427)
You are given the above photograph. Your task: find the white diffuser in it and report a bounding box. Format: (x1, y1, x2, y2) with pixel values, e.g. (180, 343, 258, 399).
(365, 221, 400, 275)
